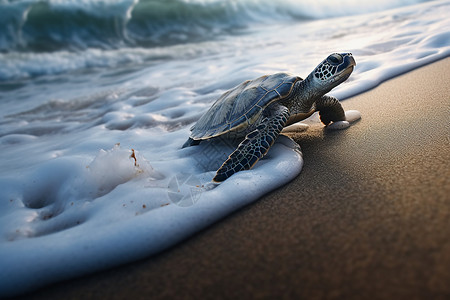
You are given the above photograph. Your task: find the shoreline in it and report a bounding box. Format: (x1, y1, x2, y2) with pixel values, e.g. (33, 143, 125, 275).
(22, 58, 450, 299)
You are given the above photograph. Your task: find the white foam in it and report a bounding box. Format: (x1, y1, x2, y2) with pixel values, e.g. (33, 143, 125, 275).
(0, 0, 449, 297)
(327, 109, 362, 130)
(0, 138, 303, 295)
(344, 110, 362, 123)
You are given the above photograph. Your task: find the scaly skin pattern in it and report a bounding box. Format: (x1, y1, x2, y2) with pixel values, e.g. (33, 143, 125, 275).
(213, 104, 289, 182)
(185, 53, 356, 182)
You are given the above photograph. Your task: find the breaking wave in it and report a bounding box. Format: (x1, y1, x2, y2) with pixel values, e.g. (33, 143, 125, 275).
(0, 0, 430, 52)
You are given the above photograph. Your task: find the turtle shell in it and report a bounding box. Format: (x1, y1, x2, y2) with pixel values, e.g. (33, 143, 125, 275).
(190, 72, 301, 140)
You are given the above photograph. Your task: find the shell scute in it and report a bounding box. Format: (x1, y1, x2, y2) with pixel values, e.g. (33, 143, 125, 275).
(190, 73, 300, 140)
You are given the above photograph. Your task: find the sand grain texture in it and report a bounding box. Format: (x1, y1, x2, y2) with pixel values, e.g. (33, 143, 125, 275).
(25, 58, 450, 300)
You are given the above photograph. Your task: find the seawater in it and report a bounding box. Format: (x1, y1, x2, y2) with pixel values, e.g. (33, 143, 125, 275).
(0, 0, 449, 296)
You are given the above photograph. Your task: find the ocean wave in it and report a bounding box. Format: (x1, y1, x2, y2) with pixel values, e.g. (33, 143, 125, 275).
(0, 0, 429, 53)
(0, 1, 449, 296)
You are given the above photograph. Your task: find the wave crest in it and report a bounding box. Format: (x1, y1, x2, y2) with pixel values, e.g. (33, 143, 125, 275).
(0, 0, 428, 52)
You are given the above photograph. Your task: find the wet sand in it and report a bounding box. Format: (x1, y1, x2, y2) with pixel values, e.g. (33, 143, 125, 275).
(23, 58, 450, 299)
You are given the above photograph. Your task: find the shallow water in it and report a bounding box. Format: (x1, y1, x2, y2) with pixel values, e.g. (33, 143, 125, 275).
(0, 0, 449, 296)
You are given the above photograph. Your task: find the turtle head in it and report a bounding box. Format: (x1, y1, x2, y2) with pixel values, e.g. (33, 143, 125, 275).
(309, 53, 356, 94)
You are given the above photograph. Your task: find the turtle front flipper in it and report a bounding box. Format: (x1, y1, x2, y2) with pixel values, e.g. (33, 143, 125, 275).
(213, 104, 290, 182)
(316, 95, 346, 126)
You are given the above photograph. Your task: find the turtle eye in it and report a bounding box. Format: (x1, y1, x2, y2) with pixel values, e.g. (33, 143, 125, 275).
(327, 54, 343, 65)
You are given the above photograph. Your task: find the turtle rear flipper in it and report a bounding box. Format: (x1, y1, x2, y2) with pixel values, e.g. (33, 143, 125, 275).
(213, 104, 290, 182)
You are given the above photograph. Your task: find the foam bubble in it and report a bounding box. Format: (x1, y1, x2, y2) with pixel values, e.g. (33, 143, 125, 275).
(0, 0, 449, 297)
(0, 139, 303, 296)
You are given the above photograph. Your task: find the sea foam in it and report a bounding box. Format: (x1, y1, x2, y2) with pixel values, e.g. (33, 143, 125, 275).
(0, 0, 449, 297)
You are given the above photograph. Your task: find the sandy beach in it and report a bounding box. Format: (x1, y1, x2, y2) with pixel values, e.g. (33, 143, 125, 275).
(21, 58, 450, 300)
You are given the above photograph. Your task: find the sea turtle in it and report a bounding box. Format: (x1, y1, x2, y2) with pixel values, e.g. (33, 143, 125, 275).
(183, 53, 357, 182)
